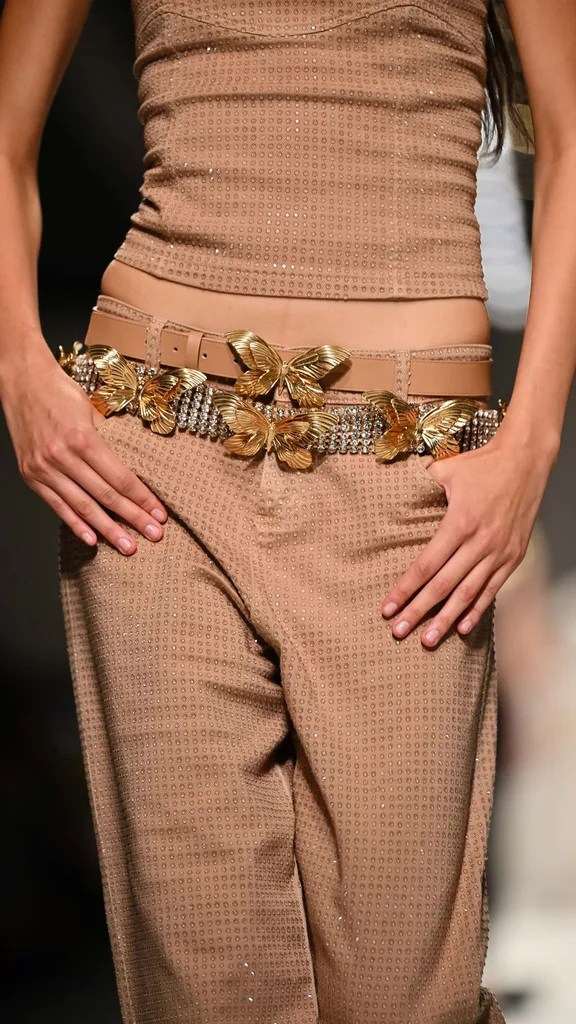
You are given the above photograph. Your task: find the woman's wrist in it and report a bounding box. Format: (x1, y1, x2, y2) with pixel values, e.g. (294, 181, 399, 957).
(0, 329, 56, 396)
(492, 408, 561, 470)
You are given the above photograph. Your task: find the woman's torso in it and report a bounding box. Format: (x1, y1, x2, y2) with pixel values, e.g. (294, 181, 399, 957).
(104, 0, 491, 351)
(101, 260, 490, 350)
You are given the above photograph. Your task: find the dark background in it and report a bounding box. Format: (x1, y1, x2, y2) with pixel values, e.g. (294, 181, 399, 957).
(1, 2, 574, 1020)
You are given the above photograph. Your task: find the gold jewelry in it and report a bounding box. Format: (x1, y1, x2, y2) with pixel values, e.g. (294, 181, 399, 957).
(63, 344, 206, 436)
(60, 343, 503, 466)
(363, 390, 480, 461)
(58, 341, 83, 373)
(227, 331, 350, 408)
(212, 391, 337, 469)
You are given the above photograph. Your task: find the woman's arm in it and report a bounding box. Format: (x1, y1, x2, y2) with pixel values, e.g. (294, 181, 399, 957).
(382, 0, 576, 645)
(0, 0, 92, 345)
(0, 0, 167, 553)
(498, 0, 576, 445)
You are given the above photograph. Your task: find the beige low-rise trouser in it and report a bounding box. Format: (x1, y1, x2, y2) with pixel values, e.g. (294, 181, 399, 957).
(59, 314, 503, 1024)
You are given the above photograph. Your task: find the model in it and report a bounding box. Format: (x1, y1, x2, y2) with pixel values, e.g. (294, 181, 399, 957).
(0, 2, 574, 1022)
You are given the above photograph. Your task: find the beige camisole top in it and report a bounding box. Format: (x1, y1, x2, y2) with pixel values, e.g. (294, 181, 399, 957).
(115, 1, 490, 301)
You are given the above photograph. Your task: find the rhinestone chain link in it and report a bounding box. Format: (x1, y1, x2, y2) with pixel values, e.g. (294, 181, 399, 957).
(71, 356, 501, 454)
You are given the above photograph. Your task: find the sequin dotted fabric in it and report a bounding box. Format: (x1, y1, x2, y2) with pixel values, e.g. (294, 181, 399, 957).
(114, 1, 490, 299)
(60, 319, 503, 1022)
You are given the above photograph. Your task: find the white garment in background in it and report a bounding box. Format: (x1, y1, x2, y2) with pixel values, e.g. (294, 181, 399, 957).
(475, 135, 532, 331)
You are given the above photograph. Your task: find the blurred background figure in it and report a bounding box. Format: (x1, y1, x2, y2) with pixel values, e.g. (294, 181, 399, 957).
(484, 536, 576, 1024)
(476, 134, 531, 333)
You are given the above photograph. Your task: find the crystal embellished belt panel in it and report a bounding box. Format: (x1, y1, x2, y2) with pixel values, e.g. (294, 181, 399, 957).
(60, 334, 504, 470)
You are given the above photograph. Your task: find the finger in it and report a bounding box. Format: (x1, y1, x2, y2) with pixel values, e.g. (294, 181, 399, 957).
(389, 542, 487, 638)
(381, 514, 464, 617)
(82, 430, 167, 523)
(34, 481, 98, 547)
(457, 565, 512, 636)
(57, 452, 165, 542)
(46, 471, 138, 555)
(418, 556, 497, 647)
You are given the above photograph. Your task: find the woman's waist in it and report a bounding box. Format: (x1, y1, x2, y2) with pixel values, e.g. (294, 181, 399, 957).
(100, 260, 491, 353)
(64, 296, 499, 463)
(86, 286, 493, 404)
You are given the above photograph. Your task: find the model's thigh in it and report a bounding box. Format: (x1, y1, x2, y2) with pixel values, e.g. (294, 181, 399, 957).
(275, 455, 502, 1024)
(60, 499, 316, 1023)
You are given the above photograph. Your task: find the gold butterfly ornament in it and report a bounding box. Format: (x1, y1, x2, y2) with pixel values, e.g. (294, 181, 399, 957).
(58, 341, 84, 374)
(213, 391, 337, 469)
(77, 345, 206, 435)
(227, 331, 350, 408)
(363, 391, 479, 461)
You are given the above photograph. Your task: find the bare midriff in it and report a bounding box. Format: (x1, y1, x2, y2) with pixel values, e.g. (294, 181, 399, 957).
(101, 260, 491, 354)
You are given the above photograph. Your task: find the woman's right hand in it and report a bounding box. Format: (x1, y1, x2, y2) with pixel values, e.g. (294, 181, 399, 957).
(1, 347, 168, 554)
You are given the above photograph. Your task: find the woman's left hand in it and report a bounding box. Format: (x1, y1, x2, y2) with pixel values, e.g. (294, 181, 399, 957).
(381, 436, 553, 646)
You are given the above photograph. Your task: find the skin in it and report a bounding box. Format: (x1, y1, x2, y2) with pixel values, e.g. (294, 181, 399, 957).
(0, 0, 167, 554)
(0, 0, 574, 645)
(382, 0, 576, 644)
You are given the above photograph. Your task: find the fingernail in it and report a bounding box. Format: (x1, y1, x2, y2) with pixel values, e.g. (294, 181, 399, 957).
(151, 508, 167, 523)
(118, 537, 133, 553)
(145, 523, 162, 539)
(459, 618, 473, 634)
(393, 620, 410, 637)
(382, 602, 398, 617)
(82, 531, 96, 545)
(424, 628, 440, 646)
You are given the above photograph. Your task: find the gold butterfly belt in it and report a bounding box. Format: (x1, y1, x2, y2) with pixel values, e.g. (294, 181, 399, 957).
(60, 337, 505, 471)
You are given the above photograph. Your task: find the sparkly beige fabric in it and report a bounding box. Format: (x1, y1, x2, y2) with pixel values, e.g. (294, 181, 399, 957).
(115, 0, 490, 299)
(60, 333, 502, 1022)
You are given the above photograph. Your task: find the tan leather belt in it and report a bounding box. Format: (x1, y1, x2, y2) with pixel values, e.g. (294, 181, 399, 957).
(84, 308, 492, 397)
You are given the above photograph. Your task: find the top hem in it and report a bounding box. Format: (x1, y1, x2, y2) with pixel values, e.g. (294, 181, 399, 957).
(114, 236, 489, 303)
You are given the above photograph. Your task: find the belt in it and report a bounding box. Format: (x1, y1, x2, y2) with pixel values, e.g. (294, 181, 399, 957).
(84, 308, 492, 398)
(61, 341, 504, 471)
